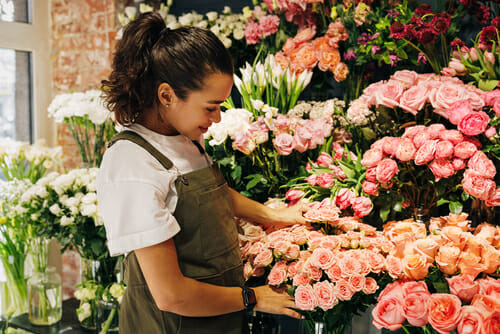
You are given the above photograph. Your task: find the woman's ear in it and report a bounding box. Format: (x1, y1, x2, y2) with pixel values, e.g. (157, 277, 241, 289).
(157, 83, 175, 107)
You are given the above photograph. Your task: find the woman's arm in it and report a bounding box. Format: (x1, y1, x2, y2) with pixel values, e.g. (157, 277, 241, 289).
(135, 238, 302, 318)
(228, 188, 307, 228)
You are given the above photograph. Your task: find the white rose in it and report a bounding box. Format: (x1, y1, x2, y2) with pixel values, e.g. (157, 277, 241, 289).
(195, 20, 208, 29)
(49, 204, 62, 215)
(81, 193, 97, 205)
(221, 37, 232, 48)
(81, 203, 97, 217)
(109, 283, 125, 300)
(205, 122, 229, 146)
(233, 29, 245, 40)
(178, 13, 193, 26)
(60, 216, 74, 226)
(206, 11, 218, 21)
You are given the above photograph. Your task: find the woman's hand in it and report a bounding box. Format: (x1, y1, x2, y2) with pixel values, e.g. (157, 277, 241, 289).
(270, 202, 308, 227)
(253, 285, 302, 319)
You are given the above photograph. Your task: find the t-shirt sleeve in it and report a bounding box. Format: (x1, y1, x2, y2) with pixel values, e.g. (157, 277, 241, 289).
(97, 179, 181, 256)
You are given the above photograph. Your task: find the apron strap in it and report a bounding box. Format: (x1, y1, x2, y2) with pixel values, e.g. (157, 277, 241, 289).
(108, 130, 174, 170)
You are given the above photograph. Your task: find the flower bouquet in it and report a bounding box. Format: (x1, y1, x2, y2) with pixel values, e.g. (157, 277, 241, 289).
(372, 212, 500, 333)
(47, 90, 116, 167)
(239, 199, 400, 334)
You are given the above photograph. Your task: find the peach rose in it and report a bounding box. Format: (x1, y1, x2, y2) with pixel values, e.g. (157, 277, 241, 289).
(267, 266, 287, 286)
(399, 85, 428, 115)
(436, 245, 461, 275)
(372, 297, 406, 331)
(335, 279, 354, 301)
(467, 151, 497, 179)
(293, 272, 311, 286)
(385, 255, 404, 279)
(427, 293, 462, 334)
(348, 274, 366, 292)
(403, 254, 432, 280)
(311, 248, 335, 270)
(481, 245, 500, 274)
(313, 280, 338, 311)
(363, 277, 379, 294)
(333, 62, 349, 82)
(471, 294, 500, 317)
(441, 226, 469, 249)
(446, 274, 480, 303)
(318, 48, 340, 72)
(413, 237, 440, 263)
(294, 284, 317, 311)
(253, 248, 274, 267)
(458, 252, 487, 279)
(457, 305, 485, 334)
(483, 310, 500, 334)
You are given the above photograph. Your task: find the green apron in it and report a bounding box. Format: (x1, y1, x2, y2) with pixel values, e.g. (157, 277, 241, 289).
(108, 131, 248, 334)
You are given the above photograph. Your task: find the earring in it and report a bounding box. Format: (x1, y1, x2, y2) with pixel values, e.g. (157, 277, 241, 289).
(165, 104, 170, 108)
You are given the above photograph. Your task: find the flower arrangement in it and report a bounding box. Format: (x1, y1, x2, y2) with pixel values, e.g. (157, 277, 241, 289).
(239, 200, 398, 334)
(0, 139, 62, 183)
(372, 212, 500, 333)
(47, 90, 116, 167)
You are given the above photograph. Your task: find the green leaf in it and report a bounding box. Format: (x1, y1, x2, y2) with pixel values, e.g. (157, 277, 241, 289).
(478, 79, 499, 91)
(231, 165, 242, 181)
(246, 176, 264, 190)
(436, 198, 450, 206)
(379, 205, 390, 222)
(449, 201, 463, 214)
(393, 201, 402, 212)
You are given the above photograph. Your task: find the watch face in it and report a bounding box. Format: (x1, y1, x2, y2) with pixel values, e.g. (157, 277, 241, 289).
(243, 287, 256, 309)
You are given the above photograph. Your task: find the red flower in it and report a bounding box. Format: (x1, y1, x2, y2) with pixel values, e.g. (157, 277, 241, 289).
(417, 28, 436, 45)
(390, 22, 407, 40)
(414, 4, 433, 17)
(480, 26, 499, 50)
(492, 17, 500, 29)
(476, 5, 491, 25)
(450, 38, 465, 49)
(431, 13, 451, 35)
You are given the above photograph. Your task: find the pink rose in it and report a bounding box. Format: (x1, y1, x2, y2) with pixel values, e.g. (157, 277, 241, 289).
(267, 266, 287, 286)
(335, 188, 355, 210)
(232, 132, 256, 154)
(395, 138, 417, 162)
(435, 140, 454, 159)
(452, 158, 466, 170)
(293, 126, 312, 153)
(375, 80, 404, 108)
(273, 133, 294, 155)
(414, 140, 438, 165)
(376, 158, 398, 183)
(365, 167, 377, 182)
(348, 274, 366, 292)
(483, 89, 500, 106)
(457, 305, 484, 334)
(311, 248, 335, 270)
(402, 254, 432, 280)
(462, 170, 496, 200)
(430, 83, 467, 114)
(494, 99, 500, 116)
(362, 180, 379, 196)
(413, 130, 430, 149)
(363, 277, 379, 294)
(313, 280, 337, 311)
(447, 275, 480, 303)
(316, 172, 336, 188)
(427, 124, 447, 139)
(385, 255, 403, 279)
(253, 248, 274, 267)
(285, 244, 301, 261)
(382, 137, 401, 156)
(399, 85, 428, 115)
(458, 111, 491, 136)
(361, 148, 384, 168)
(447, 100, 473, 125)
(485, 188, 500, 206)
(326, 263, 342, 282)
(351, 196, 373, 218)
(440, 129, 464, 145)
(485, 126, 497, 138)
(336, 279, 355, 301)
(454, 141, 478, 159)
(463, 136, 482, 149)
(429, 159, 455, 181)
(274, 114, 291, 133)
(403, 125, 427, 140)
(294, 284, 317, 311)
(404, 292, 430, 327)
(427, 294, 462, 334)
(293, 272, 311, 286)
(372, 297, 405, 331)
(391, 70, 418, 89)
(468, 151, 496, 179)
(316, 152, 333, 167)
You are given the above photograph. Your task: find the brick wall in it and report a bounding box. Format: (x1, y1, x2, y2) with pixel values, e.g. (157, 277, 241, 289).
(50, 0, 118, 299)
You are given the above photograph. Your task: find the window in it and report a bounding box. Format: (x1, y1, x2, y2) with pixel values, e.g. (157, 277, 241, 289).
(0, 0, 52, 144)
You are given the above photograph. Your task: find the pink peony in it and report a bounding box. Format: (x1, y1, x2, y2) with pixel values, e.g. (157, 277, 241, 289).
(427, 124, 447, 139)
(435, 140, 454, 159)
(427, 294, 462, 334)
(446, 275, 480, 303)
(372, 297, 405, 331)
(361, 148, 384, 168)
(454, 141, 478, 160)
(395, 138, 417, 161)
(429, 159, 455, 181)
(351, 196, 373, 218)
(485, 126, 497, 138)
(259, 15, 280, 37)
(439, 129, 464, 145)
(485, 188, 500, 206)
(467, 151, 496, 179)
(452, 158, 466, 170)
(447, 100, 473, 125)
(458, 111, 491, 136)
(244, 21, 262, 44)
(414, 140, 438, 165)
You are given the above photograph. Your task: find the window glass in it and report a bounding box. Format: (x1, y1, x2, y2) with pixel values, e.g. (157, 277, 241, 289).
(0, 0, 30, 23)
(0, 48, 32, 142)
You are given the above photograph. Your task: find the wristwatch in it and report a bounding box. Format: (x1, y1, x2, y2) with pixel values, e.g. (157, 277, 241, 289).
(241, 286, 257, 310)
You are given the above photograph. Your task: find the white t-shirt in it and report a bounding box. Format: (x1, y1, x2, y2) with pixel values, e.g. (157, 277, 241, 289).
(96, 124, 211, 256)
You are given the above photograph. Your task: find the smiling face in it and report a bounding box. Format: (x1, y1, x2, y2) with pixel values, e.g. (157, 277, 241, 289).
(156, 73, 233, 140)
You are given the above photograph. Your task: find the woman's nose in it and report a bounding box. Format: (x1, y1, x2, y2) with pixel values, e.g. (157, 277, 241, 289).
(210, 109, 221, 123)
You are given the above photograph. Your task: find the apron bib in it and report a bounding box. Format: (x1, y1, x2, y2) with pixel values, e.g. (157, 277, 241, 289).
(108, 131, 247, 334)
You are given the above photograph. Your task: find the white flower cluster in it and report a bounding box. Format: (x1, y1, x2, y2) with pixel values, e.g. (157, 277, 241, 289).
(118, 4, 249, 48)
(203, 108, 253, 146)
(47, 90, 111, 125)
(18, 168, 102, 226)
(0, 139, 62, 169)
(288, 99, 346, 120)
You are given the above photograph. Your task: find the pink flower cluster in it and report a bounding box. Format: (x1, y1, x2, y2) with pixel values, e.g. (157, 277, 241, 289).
(372, 278, 500, 334)
(383, 213, 500, 280)
(239, 209, 402, 312)
(360, 124, 500, 205)
(347, 70, 486, 125)
(262, 0, 319, 29)
(273, 22, 349, 81)
(232, 114, 333, 156)
(244, 12, 281, 45)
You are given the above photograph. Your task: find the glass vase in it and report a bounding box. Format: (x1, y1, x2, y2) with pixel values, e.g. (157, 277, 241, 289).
(0, 254, 28, 317)
(28, 266, 62, 325)
(299, 319, 352, 334)
(96, 299, 119, 333)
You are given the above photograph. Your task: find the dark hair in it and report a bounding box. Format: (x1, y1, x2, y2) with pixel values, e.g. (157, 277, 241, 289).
(102, 12, 233, 125)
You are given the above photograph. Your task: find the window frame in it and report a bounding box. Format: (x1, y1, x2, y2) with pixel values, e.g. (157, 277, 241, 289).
(0, 1, 53, 145)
